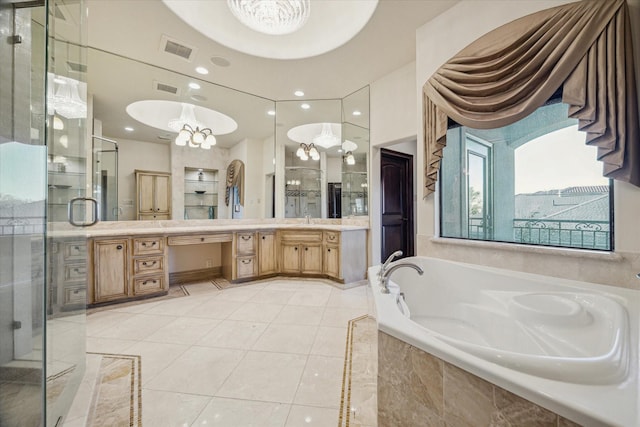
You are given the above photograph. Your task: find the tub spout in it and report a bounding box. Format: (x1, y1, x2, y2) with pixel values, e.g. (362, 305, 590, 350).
(380, 262, 424, 294)
(378, 250, 403, 279)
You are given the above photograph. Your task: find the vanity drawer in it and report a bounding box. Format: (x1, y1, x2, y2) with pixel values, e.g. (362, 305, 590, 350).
(133, 275, 165, 295)
(133, 256, 164, 276)
(236, 256, 257, 279)
(63, 285, 87, 306)
(236, 232, 256, 255)
(279, 230, 322, 242)
(323, 231, 340, 244)
(133, 237, 165, 255)
(168, 233, 233, 246)
(63, 241, 87, 261)
(64, 263, 87, 283)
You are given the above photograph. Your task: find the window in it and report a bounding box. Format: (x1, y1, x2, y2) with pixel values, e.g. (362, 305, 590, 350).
(440, 102, 613, 251)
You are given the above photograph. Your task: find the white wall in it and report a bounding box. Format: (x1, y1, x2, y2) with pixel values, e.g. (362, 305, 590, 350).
(114, 137, 170, 221)
(411, 0, 640, 289)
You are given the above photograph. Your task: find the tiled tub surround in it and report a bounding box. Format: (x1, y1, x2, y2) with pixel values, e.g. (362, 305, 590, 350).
(66, 278, 376, 427)
(369, 258, 639, 426)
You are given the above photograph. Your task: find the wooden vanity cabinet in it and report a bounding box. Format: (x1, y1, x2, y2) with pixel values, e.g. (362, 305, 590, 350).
(92, 238, 129, 303)
(279, 230, 323, 276)
(258, 230, 277, 276)
(90, 236, 168, 305)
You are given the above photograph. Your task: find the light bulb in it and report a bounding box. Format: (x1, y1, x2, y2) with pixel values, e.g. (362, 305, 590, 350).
(175, 130, 190, 146)
(300, 152, 309, 161)
(192, 130, 205, 144)
(205, 134, 216, 146)
(200, 142, 211, 150)
(311, 152, 320, 161)
(347, 155, 355, 165)
(309, 145, 319, 157)
(53, 116, 64, 130)
(296, 147, 305, 158)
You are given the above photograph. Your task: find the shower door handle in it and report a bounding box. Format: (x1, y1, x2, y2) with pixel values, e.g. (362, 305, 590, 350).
(68, 197, 100, 227)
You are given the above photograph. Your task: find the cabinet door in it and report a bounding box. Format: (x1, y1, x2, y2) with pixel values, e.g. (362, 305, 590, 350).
(301, 243, 323, 274)
(154, 174, 171, 213)
(258, 232, 277, 275)
(323, 245, 340, 279)
(281, 242, 301, 273)
(94, 239, 129, 302)
(138, 174, 155, 213)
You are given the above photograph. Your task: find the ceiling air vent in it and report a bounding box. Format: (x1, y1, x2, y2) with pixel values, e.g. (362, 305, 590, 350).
(66, 61, 87, 73)
(160, 35, 198, 62)
(154, 81, 181, 96)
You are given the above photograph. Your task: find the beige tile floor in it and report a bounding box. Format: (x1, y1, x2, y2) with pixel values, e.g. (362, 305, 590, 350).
(65, 278, 377, 427)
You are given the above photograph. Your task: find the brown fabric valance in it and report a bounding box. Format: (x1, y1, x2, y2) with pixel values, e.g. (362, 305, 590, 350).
(225, 159, 245, 206)
(423, 0, 639, 196)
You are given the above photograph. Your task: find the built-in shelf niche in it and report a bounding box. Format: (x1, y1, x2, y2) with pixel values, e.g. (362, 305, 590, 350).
(184, 167, 218, 219)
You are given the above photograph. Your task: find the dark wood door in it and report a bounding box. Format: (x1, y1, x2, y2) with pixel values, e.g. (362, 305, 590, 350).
(381, 148, 414, 261)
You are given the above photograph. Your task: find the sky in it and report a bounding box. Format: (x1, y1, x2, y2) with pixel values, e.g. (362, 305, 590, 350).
(514, 125, 608, 194)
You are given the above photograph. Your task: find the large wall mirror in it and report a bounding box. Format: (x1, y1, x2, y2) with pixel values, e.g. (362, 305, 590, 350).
(274, 86, 369, 219)
(72, 47, 368, 222)
(83, 47, 275, 221)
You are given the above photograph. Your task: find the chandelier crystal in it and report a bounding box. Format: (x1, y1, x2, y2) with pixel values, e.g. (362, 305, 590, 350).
(227, 0, 311, 35)
(312, 123, 341, 149)
(47, 73, 87, 119)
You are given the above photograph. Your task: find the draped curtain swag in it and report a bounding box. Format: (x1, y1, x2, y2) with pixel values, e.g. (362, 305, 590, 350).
(225, 159, 245, 206)
(422, 0, 639, 196)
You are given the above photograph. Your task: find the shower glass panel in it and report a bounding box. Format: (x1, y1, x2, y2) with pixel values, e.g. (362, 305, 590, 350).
(93, 136, 119, 221)
(0, 2, 47, 425)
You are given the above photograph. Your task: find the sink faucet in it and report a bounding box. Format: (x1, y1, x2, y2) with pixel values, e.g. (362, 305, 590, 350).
(305, 215, 311, 224)
(378, 250, 403, 279)
(380, 262, 424, 294)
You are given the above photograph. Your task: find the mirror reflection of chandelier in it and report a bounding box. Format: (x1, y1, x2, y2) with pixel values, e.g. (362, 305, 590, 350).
(227, 0, 311, 35)
(342, 140, 357, 165)
(46, 73, 87, 119)
(296, 142, 319, 161)
(168, 103, 216, 149)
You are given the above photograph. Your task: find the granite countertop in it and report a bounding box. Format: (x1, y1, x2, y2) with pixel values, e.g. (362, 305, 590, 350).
(47, 220, 369, 239)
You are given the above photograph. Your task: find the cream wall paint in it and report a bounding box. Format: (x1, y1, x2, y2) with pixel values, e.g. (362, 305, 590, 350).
(113, 138, 170, 221)
(411, 0, 640, 289)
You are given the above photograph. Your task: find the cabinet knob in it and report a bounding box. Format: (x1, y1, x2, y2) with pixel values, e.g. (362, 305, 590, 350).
(327, 248, 331, 252)
(305, 247, 308, 251)
(241, 235, 251, 241)
(262, 236, 265, 240)
(116, 245, 123, 250)
(201, 237, 205, 242)
(294, 246, 298, 251)
(242, 259, 251, 264)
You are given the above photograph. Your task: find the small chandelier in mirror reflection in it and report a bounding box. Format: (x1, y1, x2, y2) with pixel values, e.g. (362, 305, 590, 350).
(227, 0, 311, 35)
(175, 124, 217, 149)
(296, 142, 320, 161)
(344, 151, 355, 165)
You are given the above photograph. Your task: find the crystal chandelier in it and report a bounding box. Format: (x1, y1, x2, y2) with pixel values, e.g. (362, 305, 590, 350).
(296, 142, 319, 161)
(169, 103, 217, 149)
(312, 123, 340, 149)
(227, 0, 311, 35)
(46, 73, 87, 119)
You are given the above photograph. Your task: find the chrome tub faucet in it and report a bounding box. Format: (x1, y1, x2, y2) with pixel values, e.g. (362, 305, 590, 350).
(380, 262, 424, 294)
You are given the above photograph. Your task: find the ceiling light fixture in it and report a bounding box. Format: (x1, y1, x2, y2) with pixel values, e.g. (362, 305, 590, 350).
(169, 103, 216, 149)
(195, 66, 209, 75)
(352, 110, 362, 116)
(188, 82, 201, 90)
(47, 73, 87, 119)
(296, 143, 319, 161)
(227, 0, 311, 36)
(300, 103, 310, 110)
(267, 110, 276, 116)
(312, 123, 340, 149)
(344, 151, 355, 165)
(294, 90, 304, 97)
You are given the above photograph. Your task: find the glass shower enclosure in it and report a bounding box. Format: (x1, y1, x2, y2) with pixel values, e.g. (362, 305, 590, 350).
(0, 0, 91, 425)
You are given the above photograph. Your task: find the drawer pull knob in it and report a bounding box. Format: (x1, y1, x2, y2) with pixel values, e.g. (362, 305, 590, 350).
(294, 247, 298, 251)
(329, 235, 335, 240)
(241, 235, 251, 241)
(262, 236, 265, 240)
(201, 237, 205, 242)
(74, 246, 79, 250)
(242, 259, 251, 264)
(327, 248, 331, 252)
(142, 280, 157, 285)
(305, 247, 308, 251)
(116, 245, 123, 250)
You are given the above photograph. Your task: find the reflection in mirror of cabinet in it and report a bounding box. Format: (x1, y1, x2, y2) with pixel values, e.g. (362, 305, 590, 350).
(184, 167, 218, 219)
(135, 170, 171, 220)
(342, 169, 368, 217)
(49, 239, 88, 313)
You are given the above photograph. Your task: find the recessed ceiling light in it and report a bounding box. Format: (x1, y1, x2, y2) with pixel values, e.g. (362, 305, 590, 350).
(352, 110, 362, 116)
(124, 126, 134, 132)
(210, 56, 231, 67)
(294, 90, 304, 97)
(337, 148, 343, 153)
(267, 110, 276, 116)
(188, 82, 201, 90)
(300, 103, 310, 110)
(195, 66, 209, 75)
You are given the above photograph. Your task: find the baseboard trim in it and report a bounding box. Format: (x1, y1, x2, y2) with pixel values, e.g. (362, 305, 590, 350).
(169, 267, 222, 285)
